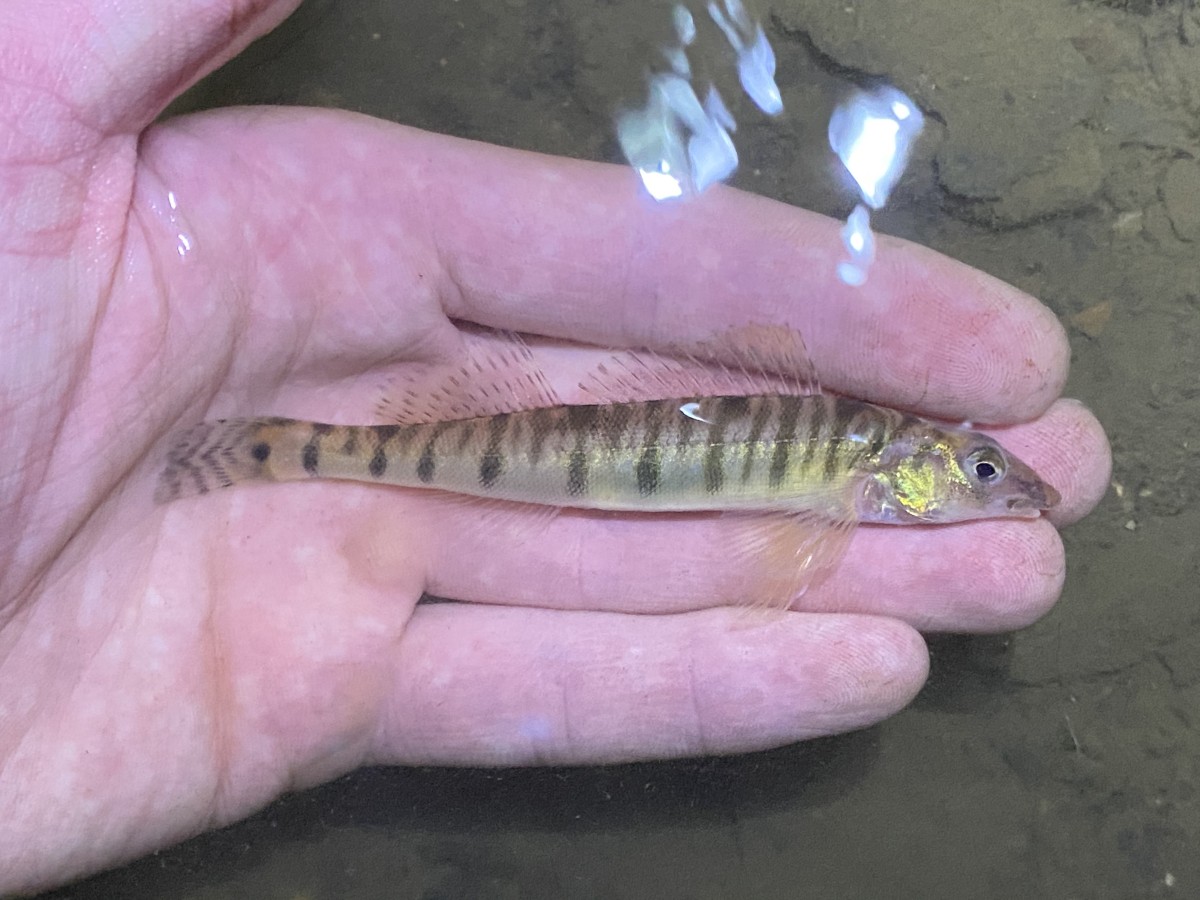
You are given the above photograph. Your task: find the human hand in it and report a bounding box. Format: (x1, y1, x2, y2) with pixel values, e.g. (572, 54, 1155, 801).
(0, 0, 1109, 892)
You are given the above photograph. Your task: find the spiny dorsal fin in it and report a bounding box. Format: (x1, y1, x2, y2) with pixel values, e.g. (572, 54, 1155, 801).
(377, 329, 562, 425)
(580, 324, 820, 405)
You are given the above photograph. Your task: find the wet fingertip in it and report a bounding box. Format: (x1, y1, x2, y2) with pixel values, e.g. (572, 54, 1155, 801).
(989, 397, 1111, 527)
(967, 276, 1070, 421)
(994, 522, 1066, 630)
(861, 617, 930, 707)
(816, 616, 929, 732)
(840, 242, 1070, 421)
(907, 520, 1065, 634)
(1039, 398, 1112, 526)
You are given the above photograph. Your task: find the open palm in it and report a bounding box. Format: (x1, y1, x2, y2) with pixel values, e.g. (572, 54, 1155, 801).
(0, 0, 1109, 892)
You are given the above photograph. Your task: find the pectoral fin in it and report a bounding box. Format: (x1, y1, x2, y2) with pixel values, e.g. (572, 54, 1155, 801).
(722, 507, 857, 614)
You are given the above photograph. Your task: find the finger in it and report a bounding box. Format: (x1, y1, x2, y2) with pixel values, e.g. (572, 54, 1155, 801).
(341, 398, 1103, 632)
(413, 507, 1063, 633)
(139, 110, 1066, 423)
(434, 163, 1070, 424)
(985, 398, 1112, 527)
(377, 603, 928, 766)
(3, 0, 299, 138)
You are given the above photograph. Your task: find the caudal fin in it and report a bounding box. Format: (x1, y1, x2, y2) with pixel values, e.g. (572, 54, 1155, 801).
(155, 418, 276, 503)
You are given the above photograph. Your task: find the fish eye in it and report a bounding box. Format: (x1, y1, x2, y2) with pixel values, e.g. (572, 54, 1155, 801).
(965, 448, 1005, 484)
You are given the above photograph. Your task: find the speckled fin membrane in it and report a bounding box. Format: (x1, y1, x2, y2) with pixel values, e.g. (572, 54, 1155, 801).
(579, 323, 821, 404)
(377, 329, 561, 425)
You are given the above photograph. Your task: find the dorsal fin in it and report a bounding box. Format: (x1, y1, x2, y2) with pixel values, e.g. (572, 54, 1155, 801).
(580, 324, 820, 404)
(377, 329, 561, 425)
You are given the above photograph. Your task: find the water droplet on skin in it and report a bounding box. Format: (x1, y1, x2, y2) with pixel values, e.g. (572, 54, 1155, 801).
(837, 204, 875, 286)
(836, 261, 867, 287)
(156, 189, 195, 259)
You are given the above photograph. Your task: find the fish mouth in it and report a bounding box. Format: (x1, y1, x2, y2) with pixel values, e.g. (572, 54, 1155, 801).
(1006, 478, 1061, 514)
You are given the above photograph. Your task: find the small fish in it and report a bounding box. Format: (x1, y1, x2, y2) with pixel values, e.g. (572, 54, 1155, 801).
(157, 327, 1058, 607)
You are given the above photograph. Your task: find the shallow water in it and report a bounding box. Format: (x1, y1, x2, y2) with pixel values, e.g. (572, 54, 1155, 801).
(44, 0, 1200, 897)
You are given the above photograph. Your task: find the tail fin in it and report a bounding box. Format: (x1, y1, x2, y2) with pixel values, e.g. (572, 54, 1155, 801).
(155, 418, 276, 503)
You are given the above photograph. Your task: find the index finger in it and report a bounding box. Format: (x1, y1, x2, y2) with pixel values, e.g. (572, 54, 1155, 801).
(430, 141, 1068, 423)
(144, 111, 1066, 423)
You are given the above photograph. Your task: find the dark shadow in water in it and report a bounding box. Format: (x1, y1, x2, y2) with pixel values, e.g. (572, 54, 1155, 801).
(44, 729, 879, 897)
(916, 632, 1017, 714)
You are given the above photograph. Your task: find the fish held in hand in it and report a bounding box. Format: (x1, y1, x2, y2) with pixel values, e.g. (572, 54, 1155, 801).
(156, 327, 1058, 608)
(155, 396, 1055, 522)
